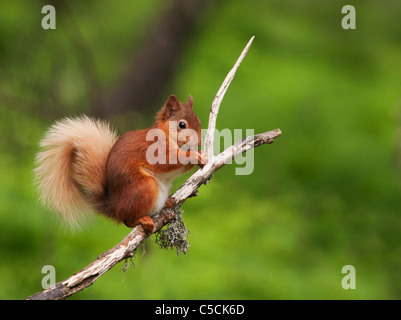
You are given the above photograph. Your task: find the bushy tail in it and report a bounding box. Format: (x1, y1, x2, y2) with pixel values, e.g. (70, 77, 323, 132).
(34, 116, 118, 227)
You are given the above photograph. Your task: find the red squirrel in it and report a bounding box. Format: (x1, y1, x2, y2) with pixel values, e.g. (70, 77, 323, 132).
(34, 95, 206, 233)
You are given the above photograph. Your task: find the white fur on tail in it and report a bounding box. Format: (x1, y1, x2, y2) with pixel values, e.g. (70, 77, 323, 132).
(34, 116, 118, 228)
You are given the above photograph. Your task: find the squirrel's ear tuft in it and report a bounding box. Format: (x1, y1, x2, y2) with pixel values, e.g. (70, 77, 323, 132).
(187, 96, 193, 108)
(166, 94, 178, 108)
(157, 95, 181, 120)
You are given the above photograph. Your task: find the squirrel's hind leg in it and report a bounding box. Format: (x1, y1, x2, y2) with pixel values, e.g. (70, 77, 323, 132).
(115, 177, 158, 233)
(130, 216, 154, 234)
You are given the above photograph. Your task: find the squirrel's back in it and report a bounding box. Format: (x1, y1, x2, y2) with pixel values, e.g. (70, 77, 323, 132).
(34, 116, 118, 227)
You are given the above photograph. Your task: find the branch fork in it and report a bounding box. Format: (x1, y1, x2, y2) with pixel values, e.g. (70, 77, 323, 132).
(26, 36, 282, 300)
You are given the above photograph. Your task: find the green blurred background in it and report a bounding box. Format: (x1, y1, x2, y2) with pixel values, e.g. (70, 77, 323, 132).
(1, 0, 401, 299)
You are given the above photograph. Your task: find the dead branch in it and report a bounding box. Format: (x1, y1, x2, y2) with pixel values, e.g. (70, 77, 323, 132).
(26, 37, 282, 300)
(203, 36, 255, 160)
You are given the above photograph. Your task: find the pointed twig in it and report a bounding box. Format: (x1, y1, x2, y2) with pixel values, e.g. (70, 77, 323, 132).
(26, 37, 282, 300)
(203, 36, 255, 160)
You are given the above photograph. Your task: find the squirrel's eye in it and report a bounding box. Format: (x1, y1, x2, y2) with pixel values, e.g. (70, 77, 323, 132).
(178, 121, 186, 129)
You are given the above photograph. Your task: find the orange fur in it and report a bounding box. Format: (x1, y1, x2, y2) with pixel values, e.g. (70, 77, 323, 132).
(34, 95, 204, 230)
(34, 116, 117, 227)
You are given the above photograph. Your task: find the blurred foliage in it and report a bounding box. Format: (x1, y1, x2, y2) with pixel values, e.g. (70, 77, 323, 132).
(1, 0, 401, 299)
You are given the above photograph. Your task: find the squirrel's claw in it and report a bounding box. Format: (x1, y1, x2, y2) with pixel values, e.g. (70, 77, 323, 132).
(136, 216, 154, 234)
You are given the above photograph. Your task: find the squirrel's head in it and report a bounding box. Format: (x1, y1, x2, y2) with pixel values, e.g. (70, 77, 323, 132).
(154, 95, 202, 149)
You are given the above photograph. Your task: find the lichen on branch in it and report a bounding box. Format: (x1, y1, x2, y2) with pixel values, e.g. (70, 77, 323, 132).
(155, 209, 190, 255)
